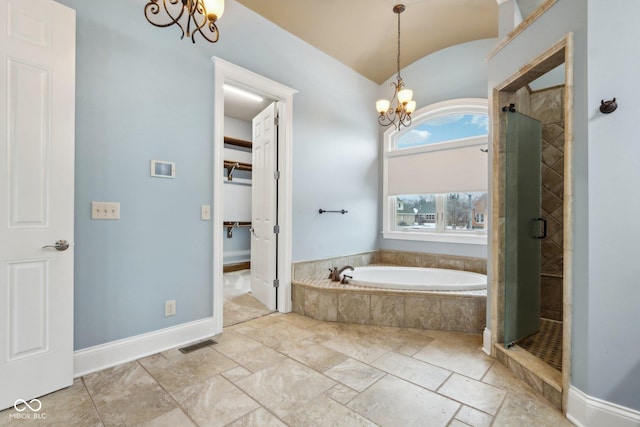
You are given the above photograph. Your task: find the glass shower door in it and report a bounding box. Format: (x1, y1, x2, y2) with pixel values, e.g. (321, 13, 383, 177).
(504, 111, 543, 346)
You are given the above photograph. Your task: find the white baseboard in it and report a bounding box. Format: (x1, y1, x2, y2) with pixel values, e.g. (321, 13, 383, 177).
(223, 249, 251, 265)
(73, 317, 218, 377)
(567, 385, 640, 427)
(482, 327, 492, 355)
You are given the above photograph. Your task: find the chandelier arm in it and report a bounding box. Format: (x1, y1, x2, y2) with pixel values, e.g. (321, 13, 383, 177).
(144, 0, 221, 44)
(378, 116, 395, 127)
(194, 21, 220, 43)
(167, 0, 186, 30)
(379, 107, 400, 128)
(399, 113, 412, 128)
(189, 1, 219, 43)
(144, 0, 186, 29)
(187, 0, 197, 40)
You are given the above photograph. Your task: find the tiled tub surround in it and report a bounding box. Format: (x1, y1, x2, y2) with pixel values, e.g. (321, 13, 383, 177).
(292, 251, 487, 334)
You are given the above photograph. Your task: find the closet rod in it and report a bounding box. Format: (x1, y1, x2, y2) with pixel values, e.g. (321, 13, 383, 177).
(223, 221, 252, 238)
(224, 160, 252, 181)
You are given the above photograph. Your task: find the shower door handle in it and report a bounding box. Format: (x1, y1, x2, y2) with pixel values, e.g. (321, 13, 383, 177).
(534, 218, 547, 239)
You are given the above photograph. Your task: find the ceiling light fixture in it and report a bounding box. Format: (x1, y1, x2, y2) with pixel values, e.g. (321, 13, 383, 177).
(223, 84, 264, 103)
(144, 0, 225, 44)
(376, 4, 416, 129)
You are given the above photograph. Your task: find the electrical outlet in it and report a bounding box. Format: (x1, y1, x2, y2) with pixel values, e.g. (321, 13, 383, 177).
(165, 300, 176, 317)
(201, 204, 211, 221)
(91, 202, 120, 220)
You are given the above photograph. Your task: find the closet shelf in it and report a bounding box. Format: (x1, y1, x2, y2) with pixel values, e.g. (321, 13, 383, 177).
(224, 136, 252, 149)
(223, 221, 251, 238)
(224, 160, 252, 181)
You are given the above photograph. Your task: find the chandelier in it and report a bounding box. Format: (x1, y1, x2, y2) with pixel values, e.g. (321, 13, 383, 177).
(144, 0, 225, 44)
(376, 4, 416, 129)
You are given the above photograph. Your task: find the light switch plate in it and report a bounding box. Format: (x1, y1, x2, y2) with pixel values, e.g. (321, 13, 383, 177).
(92, 202, 120, 220)
(201, 205, 211, 221)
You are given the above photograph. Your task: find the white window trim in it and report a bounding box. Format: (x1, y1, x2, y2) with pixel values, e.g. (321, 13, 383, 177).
(382, 98, 488, 245)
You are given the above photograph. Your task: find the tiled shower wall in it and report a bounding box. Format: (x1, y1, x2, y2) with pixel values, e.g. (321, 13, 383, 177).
(520, 86, 565, 321)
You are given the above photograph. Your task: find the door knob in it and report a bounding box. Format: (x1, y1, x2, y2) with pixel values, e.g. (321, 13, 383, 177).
(42, 240, 70, 251)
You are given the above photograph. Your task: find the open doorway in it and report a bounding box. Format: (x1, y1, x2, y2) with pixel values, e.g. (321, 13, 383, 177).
(220, 88, 274, 326)
(212, 58, 297, 333)
(489, 34, 573, 411)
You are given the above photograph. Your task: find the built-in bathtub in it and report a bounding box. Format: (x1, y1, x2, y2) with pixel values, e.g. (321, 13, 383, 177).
(292, 262, 487, 334)
(349, 266, 487, 291)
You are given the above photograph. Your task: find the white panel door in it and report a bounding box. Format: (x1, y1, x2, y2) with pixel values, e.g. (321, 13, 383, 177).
(0, 0, 75, 410)
(250, 103, 278, 310)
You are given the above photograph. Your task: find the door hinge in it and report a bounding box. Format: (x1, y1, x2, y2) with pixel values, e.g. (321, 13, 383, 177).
(273, 224, 280, 234)
(274, 170, 280, 180)
(273, 279, 280, 288)
(274, 115, 279, 126)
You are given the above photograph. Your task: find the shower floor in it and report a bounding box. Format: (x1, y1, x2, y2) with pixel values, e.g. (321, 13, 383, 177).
(518, 318, 563, 371)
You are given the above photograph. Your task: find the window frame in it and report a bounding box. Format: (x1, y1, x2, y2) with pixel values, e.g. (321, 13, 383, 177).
(382, 98, 489, 245)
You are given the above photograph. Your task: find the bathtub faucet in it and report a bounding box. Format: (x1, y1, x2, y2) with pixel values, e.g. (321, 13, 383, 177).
(331, 265, 354, 282)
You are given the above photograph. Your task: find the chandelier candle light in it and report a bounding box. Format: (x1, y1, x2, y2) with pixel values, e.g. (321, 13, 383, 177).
(144, 0, 225, 43)
(376, 4, 416, 129)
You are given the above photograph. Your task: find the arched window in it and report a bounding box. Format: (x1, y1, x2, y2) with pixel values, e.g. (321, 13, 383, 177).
(382, 98, 488, 244)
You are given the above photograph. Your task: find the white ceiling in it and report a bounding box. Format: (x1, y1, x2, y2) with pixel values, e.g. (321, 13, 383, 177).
(224, 85, 273, 122)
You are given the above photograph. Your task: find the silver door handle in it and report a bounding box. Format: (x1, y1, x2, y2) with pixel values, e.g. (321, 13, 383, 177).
(42, 240, 70, 251)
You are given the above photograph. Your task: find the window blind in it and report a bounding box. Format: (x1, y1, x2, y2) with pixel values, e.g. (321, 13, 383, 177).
(387, 144, 488, 195)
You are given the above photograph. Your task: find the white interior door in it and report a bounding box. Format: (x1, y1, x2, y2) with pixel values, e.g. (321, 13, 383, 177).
(250, 102, 278, 310)
(0, 0, 75, 410)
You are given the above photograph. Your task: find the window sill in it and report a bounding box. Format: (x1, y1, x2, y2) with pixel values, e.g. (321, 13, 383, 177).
(382, 230, 487, 245)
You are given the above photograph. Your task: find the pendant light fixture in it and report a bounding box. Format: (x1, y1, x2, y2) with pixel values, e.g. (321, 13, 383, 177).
(144, 0, 225, 44)
(376, 4, 416, 129)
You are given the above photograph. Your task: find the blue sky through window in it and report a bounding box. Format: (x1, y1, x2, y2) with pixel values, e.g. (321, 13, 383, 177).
(397, 113, 488, 149)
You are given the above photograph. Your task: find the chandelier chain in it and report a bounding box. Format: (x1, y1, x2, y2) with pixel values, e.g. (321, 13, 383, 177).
(396, 9, 402, 81)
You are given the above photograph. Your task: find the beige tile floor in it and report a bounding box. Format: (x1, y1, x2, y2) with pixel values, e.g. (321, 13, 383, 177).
(224, 293, 274, 327)
(0, 313, 573, 427)
(223, 270, 274, 327)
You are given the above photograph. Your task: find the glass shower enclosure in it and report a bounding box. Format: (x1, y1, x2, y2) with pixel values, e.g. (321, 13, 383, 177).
(504, 111, 543, 346)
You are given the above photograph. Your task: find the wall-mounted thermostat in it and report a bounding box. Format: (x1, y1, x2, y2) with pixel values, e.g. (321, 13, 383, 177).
(151, 160, 175, 178)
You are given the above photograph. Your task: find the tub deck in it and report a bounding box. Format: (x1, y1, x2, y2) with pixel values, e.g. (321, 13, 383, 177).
(292, 270, 487, 334)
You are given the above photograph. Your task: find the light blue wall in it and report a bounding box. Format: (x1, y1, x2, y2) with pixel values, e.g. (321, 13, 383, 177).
(61, 0, 216, 349)
(586, 0, 640, 411)
(58, 0, 379, 349)
(219, 3, 382, 263)
(377, 39, 497, 259)
(490, 0, 640, 412)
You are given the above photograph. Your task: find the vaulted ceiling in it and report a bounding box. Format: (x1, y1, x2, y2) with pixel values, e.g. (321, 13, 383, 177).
(236, 0, 499, 85)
